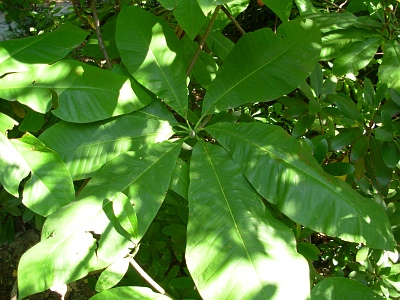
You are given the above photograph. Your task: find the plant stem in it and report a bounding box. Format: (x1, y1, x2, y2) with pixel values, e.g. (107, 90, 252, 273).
(129, 258, 171, 297)
(91, 0, 112, 69)
(185, 5, 222, 77)
(221, 5, 245, 36)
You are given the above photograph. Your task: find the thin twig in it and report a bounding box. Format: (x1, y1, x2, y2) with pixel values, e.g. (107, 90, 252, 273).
(221, 5, 245, 36)
(129, 258, 171, 297)
(185, 5, 222, 77)
(91, 0, 112, 69)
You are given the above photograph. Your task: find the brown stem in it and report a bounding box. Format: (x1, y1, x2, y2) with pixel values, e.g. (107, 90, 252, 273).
(221, 5, 245, 36)
(186, 5, 222, 77)
(91, 0, 112, 69)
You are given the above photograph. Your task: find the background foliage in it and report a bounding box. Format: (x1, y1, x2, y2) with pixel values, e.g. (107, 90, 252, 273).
(0, 0, 399, 299)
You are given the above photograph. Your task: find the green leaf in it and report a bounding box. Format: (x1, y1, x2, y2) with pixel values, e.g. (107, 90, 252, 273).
(332, 36, 381, 75)
(116, 6, 188, 118)
(350, 135, 369, 162)
(0, 132, 30, 196)
(90, 286, 171, 300)
(0, 24, 88, 75)
(112, 193, 138, 241)
(0, 60, 149, 122)
(375, 127, 393, 141)
(322, 162, 355, 176)
(311, 277, 383, 299)
(292, 114, 315, 138)
(39, 115, 174, 180)
(314, 138, 328, 164)
(368, 137, 392, 188)
(18, 141, 181, 297)
(83, 20, 120, 60)
(356, 246, 370, 262)
(379, 40, 400, 93)
(263, 0, 292, 22)
(181, 36, 218, 89)
(390, 88, 400, 107)
(293, 0, 318, 15)
(382, 141, 400, 168)
(11, 133, 75, 216)
(18, 110, 44, 133)
(95, 258, 130, 292)
(201, 18, 321, 116)
(18, 196, 132, 298)
(77, 140, 182, 240)
(329, 94, 361, 121)
(297, 242, 320, 261)
(187, 141, 310, 300)
(207, 31, 234, 61)
(207, 122, 394, 250)
(330, 127, 362, 151)
(0, 112, 18, 134)
(169, 158, 189, 199)
(134, 100, 179, 126)
(175, 0, 207, 40)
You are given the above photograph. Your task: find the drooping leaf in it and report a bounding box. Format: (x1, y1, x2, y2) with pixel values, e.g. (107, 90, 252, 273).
(311, 277, 383, 299)
(174, 0, 207, 40)
(90, 286, 171, 300)
(116, 6, 188, 118)
(112, 193, 138, 241)
(293, 0, 318, 15)
(0, 60, 149, 122)
(379, 40, 400, 93)
(187, 141, 310, 300)
(207, 122, 394, 250)
(95, 257, 130, 292)
(39, 115, 174, 180)
(0, 24, 88, 75)
(263, 0, 292, 21)
(332, 36, 381, 76)
(201, 18, 321, 116)
(10, 133, 75, 216)
(368, 137, 393, 188)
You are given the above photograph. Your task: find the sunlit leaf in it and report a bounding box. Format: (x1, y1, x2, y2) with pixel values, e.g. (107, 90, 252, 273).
(202, 19, 321, 116)
(207, 122, 394, 250)
(187, 141, 310, 299)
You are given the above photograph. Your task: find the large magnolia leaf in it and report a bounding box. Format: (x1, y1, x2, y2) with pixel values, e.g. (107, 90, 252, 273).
(332, 36, 381, 76)
(201, 18, 321, 116)
(116, 6, 188, 118)
(39, 115, 174, 180)
(18, 141, 181, 297)
(0, 24, 88, 75)
(311, 278, 383, 299)
(207, 122, 394, 250)
(379, 40, 400, 93)
(0, 60, 149, 122)
(0, 112, 18, 134)
(0, 132, 74, 215)
(187, 141, 310, 300)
